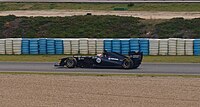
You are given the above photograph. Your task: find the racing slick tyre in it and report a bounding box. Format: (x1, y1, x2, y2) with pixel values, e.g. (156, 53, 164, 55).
(122, 58, 133, 69)
(65, 58, 77, 68)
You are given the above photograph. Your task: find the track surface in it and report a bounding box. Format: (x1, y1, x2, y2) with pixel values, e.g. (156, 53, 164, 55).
(0, 62, 200, 75)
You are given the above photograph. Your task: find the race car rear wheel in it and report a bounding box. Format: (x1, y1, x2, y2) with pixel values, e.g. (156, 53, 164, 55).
(122, 58, 133, 69)
(65, 58, 77, 68)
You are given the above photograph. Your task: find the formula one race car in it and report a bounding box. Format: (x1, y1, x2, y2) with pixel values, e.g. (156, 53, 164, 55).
(55, 51, 143, 69)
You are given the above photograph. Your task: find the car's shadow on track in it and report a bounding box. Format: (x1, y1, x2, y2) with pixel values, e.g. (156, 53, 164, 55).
(53, 66, 141, 71)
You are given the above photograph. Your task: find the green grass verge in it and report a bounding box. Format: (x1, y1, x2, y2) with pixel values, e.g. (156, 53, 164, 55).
(0, 55, 67, 62)
(0, 55, 200, 63)
(0, 72, 200, 78)
(0, 3, 200, 11)
(143, 56, 200, 63)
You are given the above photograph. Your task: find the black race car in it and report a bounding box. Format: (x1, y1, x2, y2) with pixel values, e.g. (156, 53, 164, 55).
(55, 51, 143, 69)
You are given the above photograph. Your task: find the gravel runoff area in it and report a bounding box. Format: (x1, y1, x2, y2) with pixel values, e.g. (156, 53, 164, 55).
(0, 74, 200, 107)
(1, 10, 200, 19)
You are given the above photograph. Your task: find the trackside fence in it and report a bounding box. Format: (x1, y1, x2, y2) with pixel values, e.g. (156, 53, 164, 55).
(0, 38, 200, 56)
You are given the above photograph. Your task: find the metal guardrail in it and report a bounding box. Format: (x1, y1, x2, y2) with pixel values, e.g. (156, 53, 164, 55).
(0, 0, 200, 3)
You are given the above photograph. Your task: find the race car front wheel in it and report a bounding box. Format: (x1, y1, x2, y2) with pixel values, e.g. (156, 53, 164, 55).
(122, 58, 133, 69)
(65, 58, 77, 68)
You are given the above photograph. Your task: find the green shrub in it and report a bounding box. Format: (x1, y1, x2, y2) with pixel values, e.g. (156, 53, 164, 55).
(0, 16, 200, 39)
(155, 18, 200, 38)
(0, 15, 142, 38)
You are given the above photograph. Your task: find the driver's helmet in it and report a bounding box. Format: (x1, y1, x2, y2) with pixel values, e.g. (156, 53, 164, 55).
(97, 54, 102, 57)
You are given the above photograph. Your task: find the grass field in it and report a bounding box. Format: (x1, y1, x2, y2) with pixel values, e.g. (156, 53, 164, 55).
(0, 55, 200, 63)
(0, 3, 200, 11)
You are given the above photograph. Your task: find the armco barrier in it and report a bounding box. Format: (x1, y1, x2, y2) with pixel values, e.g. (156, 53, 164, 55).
(0, 38, 200, 56)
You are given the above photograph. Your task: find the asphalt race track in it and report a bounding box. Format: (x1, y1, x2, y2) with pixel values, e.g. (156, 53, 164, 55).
(0, 62, 200, 75)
